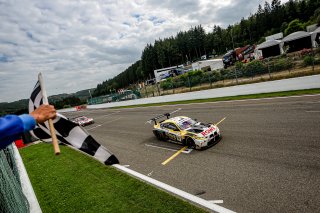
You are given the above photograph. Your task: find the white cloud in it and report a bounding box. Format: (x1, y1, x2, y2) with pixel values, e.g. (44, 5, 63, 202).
(0, 0, 289, 102)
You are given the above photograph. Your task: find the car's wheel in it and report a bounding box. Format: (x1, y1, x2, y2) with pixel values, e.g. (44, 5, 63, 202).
(154, 130, 164, 141)
(186, 137, 196, 149)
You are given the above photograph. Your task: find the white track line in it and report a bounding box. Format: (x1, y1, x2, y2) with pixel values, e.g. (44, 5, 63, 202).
(13, 144, 42, 213)
(113, 164, 236, 213)
(209, 200, 224, 204)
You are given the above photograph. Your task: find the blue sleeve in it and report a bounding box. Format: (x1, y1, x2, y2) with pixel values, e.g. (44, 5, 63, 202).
(19, 114, 36, 131)
(0, 114, 36, 150)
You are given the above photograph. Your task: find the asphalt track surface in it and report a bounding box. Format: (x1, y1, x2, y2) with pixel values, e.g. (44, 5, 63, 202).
(64, 95, 320, 213)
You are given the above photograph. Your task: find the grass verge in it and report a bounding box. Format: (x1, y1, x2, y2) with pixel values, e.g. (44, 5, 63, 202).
(20, 143, 207, 213)
(114, 88, 320, 109)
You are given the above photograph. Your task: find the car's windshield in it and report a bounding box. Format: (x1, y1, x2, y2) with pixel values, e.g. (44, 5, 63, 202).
(177, 118, 197, 130)
(75, 117, 86, 121)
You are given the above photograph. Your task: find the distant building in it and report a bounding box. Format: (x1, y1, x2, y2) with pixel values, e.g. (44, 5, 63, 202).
(256, 28, 319, 58)
(282, 31, 312, 52)
(265, 32, 283, 41)
(307, 24, 318, 32)
(256, 40, 283, 58)
(311, 26, 320, 47)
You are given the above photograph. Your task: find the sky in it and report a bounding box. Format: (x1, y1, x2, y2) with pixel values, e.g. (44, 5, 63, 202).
(0, 0, 289, 102)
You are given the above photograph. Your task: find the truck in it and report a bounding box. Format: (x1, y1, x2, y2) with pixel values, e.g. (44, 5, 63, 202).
(222, 45, 255, 68)
(154, 65, 185, 83)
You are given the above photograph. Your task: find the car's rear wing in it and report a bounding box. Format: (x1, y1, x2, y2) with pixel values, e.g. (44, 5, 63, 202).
(146, 108, 181, 124)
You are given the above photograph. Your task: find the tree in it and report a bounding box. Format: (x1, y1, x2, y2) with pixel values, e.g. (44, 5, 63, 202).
(284, 19, 304, 35)
(256, 4, 266, 35)
(270, 0, 283, 30)
(286, 0, 298, 21)
(91, 0, 320, 98)
(305, 0, 320, 20)
(313, 8, 320, 26)
(280, 22, 288, 33)
(176, 31, 188, 63)
(298, 0, 308, 21)
(264, 1, 272, 28)
(141, 44, 157, 77)
(271, 0, 281, 11)
(154, 40, 166, 68)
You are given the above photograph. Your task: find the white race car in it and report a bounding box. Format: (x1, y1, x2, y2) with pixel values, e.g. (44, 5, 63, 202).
(71, 116, 94, 126)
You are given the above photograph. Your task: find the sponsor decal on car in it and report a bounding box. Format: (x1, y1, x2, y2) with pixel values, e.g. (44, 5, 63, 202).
(200, 126, 216, 137)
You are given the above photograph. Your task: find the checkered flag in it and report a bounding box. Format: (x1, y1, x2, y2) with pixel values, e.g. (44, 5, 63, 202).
(29, 80, 119, 165)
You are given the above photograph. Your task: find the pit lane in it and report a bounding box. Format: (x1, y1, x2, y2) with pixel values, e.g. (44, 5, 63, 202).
(63, 95, 320, 212)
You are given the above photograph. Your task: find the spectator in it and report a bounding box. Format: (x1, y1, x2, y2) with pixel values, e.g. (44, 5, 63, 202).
(0, 104, 56, 149)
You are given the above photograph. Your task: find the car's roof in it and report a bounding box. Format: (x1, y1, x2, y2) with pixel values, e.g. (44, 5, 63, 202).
(71, 116, 89, 120)
(163, 116, 192, 124)
(73, 116, 89, 118)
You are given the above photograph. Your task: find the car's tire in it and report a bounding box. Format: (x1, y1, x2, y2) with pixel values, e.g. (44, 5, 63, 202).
(154, 130, 164, 141)
(186, 137, 196, 149)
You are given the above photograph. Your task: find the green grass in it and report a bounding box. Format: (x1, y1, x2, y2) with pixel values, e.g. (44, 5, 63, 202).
(20, 143, 207, 213)
(115, 88, 320, 109)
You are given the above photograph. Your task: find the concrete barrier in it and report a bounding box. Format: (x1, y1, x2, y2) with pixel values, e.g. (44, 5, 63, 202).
(87, 75, 320, 109)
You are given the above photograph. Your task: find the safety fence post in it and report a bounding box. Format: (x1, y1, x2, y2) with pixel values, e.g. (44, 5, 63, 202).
(144, 86, 148, 98)
(235, 69, 238, 84)
(267, 58, 271, 79)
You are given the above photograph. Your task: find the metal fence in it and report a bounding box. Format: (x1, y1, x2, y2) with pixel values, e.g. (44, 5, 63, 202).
(0, 145, 30, 213)
(140, 48, 320, 97)
(88, 90, 141, 105)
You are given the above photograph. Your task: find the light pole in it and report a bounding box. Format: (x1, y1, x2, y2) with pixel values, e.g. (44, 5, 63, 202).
(230, 28, 235, 50)
(88, 89, 93, 104)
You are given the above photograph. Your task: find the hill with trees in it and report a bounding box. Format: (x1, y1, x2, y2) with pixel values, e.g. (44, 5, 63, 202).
(93, 0, 320, 97)
(0, 89, 92, 115)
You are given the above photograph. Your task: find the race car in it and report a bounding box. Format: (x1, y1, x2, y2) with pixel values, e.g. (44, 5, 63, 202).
(148, 109, 221, 149)
(71, 116, 94, 126)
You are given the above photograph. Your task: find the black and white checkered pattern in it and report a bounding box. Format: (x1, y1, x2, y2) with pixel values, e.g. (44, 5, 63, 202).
(28, 81, 119, 165)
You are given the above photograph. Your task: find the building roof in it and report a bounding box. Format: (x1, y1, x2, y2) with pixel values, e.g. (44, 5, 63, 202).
(307, 24, 318, 32)
(312, 26, 320, 33)
(265, 32, 283, 41)
(257, 40, 281, 50)
(282, 31, 311, 42)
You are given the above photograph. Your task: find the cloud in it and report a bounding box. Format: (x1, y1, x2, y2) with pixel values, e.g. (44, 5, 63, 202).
(0, 0, 289, 102)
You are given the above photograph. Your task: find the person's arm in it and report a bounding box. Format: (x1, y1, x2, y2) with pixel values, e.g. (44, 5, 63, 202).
(0, 114, 36, 149)
(0, 104, 56, 149)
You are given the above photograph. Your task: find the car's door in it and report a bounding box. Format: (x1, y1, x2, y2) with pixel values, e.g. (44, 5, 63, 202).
(164, 122, 182, 143)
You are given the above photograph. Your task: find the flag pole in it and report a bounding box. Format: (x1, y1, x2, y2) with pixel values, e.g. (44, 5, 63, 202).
(38, 73, 60, 155)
